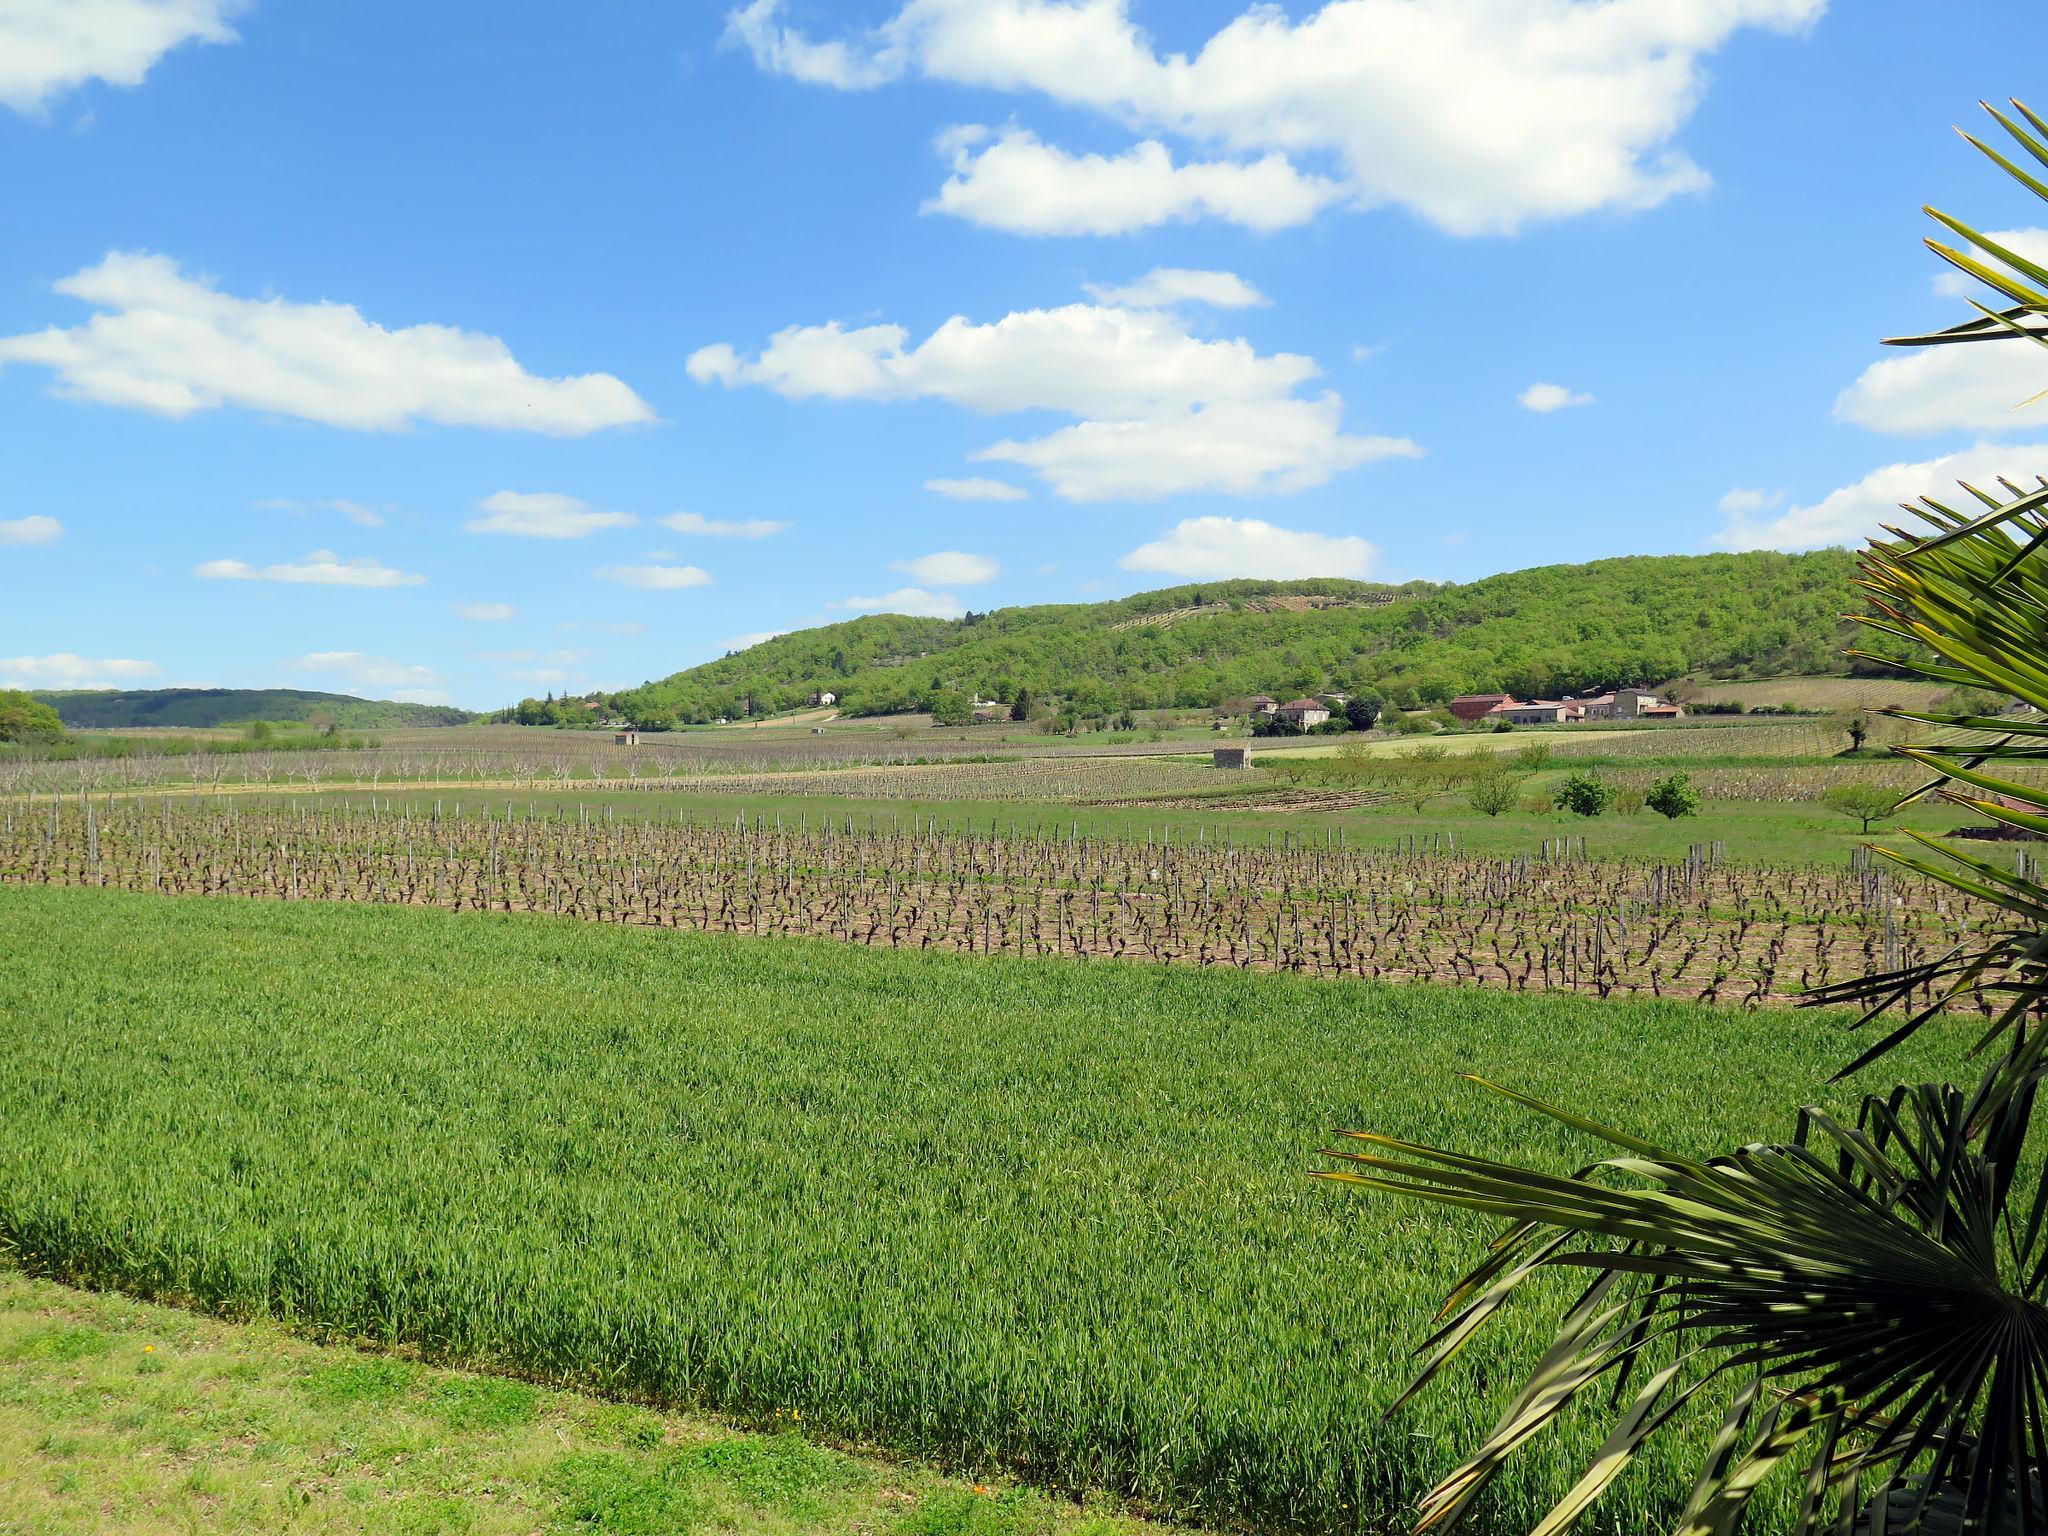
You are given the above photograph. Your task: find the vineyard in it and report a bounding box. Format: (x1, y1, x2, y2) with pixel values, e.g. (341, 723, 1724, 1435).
(0, 795, 2000, 1009)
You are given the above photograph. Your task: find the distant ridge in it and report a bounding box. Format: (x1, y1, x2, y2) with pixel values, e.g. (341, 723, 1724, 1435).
(607, 550, 1883, 726)
(35, 688, 475, 730)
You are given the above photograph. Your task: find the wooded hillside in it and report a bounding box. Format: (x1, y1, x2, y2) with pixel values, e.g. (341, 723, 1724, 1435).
(608, 551, 1873, 726)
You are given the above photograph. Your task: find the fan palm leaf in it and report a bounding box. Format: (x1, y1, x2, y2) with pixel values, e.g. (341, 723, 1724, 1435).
(1322, 95, 2048, 1536)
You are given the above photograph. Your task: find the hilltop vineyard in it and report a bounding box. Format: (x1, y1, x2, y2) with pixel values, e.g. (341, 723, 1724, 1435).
(1, 795, 1995, 1009)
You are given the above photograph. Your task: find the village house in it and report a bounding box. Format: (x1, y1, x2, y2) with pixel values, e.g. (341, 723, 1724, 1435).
(1242, 695, 1279, 716)
(1580, 689, 1681, 720)
(808, 690, 837, 707)
(1488, 700, 1570, 726)
(1448, 693, 1514, 722)
(1277, 698, 1332, 728)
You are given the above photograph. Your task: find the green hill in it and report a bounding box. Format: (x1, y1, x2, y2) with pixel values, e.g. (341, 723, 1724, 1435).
(609, 550, 1880, 726)
(36, 688, 475, 730)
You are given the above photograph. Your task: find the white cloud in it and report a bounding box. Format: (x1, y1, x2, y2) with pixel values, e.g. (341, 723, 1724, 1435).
(1717, 486, 1784, 515)
(692, 292, 1417, 500)
(453, 601, 517, 622)
(1518, 380, 1593, 412)
(1, 0, 240, 114)
(287, 650, 449, 704)
(1083, 267, 1268, 310)
(1119, 515, 1378, 579)
(692, 302, 1317, 416)
(727, 0, 1821, 236)
(721, 630, 788, 652)
(1931, 228, 2048, 298)
(893, 550, 998, 585)
(193, 550, 425, 587)
(929, 127, 1341, 235)
(595, 563, 714, 590)
(1712, 442, 2048, 552)
(841, 586, 966, 619)
(466, 490, 638, 539)
(975, 394, 1414, 501)
(0, 252, 654, 434)
(925, 476, 1026, 501)
(659, 510, 791, 538)
(0, 652, 161, 688)
(0, 514, 64, 546)
(325, 498, 385, 527)
(1835, 335, 2048, 437)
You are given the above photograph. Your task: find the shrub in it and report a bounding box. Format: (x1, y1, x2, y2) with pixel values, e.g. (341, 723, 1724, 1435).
(1552, 772, 1613, 817)
(0, 690, 64, 744)
(1645, 772, 1702, 819)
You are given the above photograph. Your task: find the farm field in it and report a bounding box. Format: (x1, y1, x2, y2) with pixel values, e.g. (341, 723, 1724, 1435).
(0, 1270, 1178, 1536)
(1677, 675, 1956, 712)
(0, 794, 1990, 1006)
(0, 886, 1954, 1535)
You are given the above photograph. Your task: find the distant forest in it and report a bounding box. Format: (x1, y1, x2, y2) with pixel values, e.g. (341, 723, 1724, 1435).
(36, 688, 475, 730)
(597, 550, 1882, 728)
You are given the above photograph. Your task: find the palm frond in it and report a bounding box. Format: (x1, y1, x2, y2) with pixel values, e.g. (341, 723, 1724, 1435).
(1316, 1072, 2048, 1534)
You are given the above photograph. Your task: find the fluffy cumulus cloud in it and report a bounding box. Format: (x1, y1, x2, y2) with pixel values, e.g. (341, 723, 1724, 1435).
(840, 586, 966, 618)
(928, 128, 1342, 235)
(0, 652, 161, 688)
(0, 253, 653, 434)
(0, 514, 64, 546)
(976, 395, 1408, 501)
(925, 476, 1026, 500)
(1835, 335, 2048, 437)
(1083, 268, 1268, 310)
(691, 292, 1416, 500)
(595, 563, 714, 590)
(466, 491, 638, 539)
(452, 601, 517, 621)
(1119, 515, 1377, 579)
(1, 0, 241, 113)
(1712, 443, 2048, 552)
(287, 650, 448, 704)
(193, 550, 425, 587)
(721, 630, 788, 652)
(659, 511, 790, 537)
(727, 0, 1823, 236)
(892, 550, 998, 585)
(1518, 380, 1593, 412)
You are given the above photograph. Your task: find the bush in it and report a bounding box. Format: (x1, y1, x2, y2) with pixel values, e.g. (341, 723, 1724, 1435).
(0, 690, 64, 744)
(1553, 772, 1614, 817)
(1512, 742, 1553, 771)
(1645, 773, 1702, 819)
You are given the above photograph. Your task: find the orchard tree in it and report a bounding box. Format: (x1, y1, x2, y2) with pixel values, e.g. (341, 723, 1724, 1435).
(1552, 771, 1614, 817)
(1645, 772, 1702, 819)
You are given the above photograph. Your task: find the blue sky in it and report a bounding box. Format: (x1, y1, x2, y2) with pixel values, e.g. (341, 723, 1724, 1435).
(3, 0, 2046, 709)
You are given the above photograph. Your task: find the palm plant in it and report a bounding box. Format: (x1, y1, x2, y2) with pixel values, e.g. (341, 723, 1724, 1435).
(1322, 100, 2048, 1536)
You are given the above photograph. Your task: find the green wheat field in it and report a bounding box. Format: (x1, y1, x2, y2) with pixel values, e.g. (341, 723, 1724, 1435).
(0, 885, 1949, 1534)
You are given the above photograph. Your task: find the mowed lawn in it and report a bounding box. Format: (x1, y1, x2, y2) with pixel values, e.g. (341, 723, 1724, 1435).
(0, 887, 1947, 1534)
(0, 1270, 1181, 1536)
